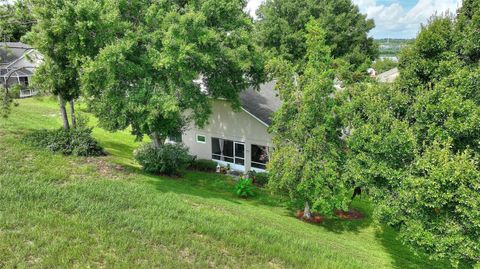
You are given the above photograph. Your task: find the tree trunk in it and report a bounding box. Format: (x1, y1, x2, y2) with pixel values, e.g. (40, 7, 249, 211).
(150, 132, 162, 149)
(69, 99, 77, 129)
(303, 201, 312, 219)
(57, 95, 70, 130)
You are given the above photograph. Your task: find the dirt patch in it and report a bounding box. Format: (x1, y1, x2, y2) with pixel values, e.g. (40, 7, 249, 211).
(76, 157, 130, 179)
(334, 209, 364, 220)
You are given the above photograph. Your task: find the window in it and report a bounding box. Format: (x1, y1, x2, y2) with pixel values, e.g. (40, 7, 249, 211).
(251, 144, 269, 170)
(196, 135, 206, 144)
(19, 76, 29, 87)
(212, 138, 233, 163)
(211, 138, 245, 165)
(168, 133, 182, 143)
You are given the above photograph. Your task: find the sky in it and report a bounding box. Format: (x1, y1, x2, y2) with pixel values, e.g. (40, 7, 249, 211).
(246, 0, 463, 39)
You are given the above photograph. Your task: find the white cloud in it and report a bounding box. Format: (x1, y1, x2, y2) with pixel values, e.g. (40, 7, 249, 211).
(246, 0, 264, 18)
(247, 0, 463, 38)
(353, 0, 462, 38)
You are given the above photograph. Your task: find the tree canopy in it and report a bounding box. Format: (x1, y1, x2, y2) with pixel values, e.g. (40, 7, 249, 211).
(0, 0, 34, 42)
(24, 0, 121, 129)
(268, 19, 350, 216)
(255, 0, 377, 81)
(81, 0, 265, 146)
(342, 9, 480, 266)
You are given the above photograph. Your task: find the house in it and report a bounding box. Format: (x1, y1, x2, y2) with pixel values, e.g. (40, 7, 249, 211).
(0, 42, 42, 98)
(179, 81, 280, 172)
(376, 67, 399, 83)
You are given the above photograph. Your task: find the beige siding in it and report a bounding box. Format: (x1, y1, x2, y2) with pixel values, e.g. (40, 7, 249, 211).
(182, 99, 273, 171)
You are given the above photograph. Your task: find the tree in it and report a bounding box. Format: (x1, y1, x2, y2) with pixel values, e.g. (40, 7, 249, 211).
(268, 19, 350, 217)
(255, 0, 377, 81)
(0, 0, 35, 42)
(455, 0, 480, 64)
(342, 13, 480, 266)
(24, 0, 118, 129)
(81, 0, 264, 147)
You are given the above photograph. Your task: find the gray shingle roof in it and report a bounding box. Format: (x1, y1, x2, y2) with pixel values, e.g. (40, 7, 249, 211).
(0, 42, 33, 66)
(377, 67, 399, 83)
(239, 81, 281, 126)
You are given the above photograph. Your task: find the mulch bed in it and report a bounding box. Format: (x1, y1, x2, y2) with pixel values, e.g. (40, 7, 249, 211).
(334, 209, 364, 220)
(295, 211, 325, 223)
(295, 208, 364, 223)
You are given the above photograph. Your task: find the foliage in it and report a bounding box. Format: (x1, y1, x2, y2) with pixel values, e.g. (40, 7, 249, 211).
(189, 159, 218, 172)
(255, 0, 377, 81)
(268, 20, 350, 216)
(395, 142, 480, 267)
(248, 170, 269, 187)
(234, 178, 254, 198)
(0, 85, 19, 118)
(254, 172, 269, 187)
(341, 10, 480, 266)
(372, 58, 398, 74)
(24, 0, 118, 128)
(8, 84, 22, 99)
(455, 0, 480, 64)
(0, 0, 34, 42)
(81, 0, 265, 145)
(25, 126, 105, 157)
(134, 143, 193, 176)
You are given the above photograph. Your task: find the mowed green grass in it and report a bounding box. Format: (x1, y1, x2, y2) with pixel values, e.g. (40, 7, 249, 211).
(0, 97, 453, 268)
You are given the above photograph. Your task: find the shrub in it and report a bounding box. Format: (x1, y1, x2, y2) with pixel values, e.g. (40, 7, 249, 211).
(254, 172, 269, 187)
(134, 143, 192, 176)
(246, 170, 269, 187)
(25, 127, 105, 156)
(234, 178, 254, 198)
(190, 159, 217, 172)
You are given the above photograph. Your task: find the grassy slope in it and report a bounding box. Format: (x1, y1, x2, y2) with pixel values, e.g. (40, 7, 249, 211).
(0, 98, 452, 269)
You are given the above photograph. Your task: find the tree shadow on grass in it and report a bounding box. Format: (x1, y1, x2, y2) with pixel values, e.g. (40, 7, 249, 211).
(375, 227, 464, 269)
(144, 170, 282, 208)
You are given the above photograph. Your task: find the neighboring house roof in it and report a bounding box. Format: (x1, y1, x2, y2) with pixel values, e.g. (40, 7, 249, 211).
(0, 42, 33, 66)
(377, 67, 399, 83)
(239, 81, 281, 126)
(0, 42, 40, 79)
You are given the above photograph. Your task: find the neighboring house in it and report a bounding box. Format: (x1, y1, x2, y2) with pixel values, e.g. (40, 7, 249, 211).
(376, 67, 399, 83)
(0, 42, 42, 98)
(179, 81, 280, 172)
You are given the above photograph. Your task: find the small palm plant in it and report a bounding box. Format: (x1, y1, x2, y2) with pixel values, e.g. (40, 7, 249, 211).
(234, 178, 254, 198)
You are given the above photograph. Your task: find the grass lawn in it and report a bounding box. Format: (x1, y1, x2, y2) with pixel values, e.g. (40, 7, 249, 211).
(0, 97, 455, 268)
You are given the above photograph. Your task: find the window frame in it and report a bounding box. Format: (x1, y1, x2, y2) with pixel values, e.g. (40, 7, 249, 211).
(251, 144, 270, 170)
(196, 134, 207, 144)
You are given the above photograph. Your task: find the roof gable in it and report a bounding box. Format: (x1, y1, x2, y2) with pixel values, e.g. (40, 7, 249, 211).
(239, 81, 281, 126)
(0, 42, 34, 67)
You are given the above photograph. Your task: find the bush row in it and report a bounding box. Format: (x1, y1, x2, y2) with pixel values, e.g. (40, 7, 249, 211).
(25, 127, 105, 156)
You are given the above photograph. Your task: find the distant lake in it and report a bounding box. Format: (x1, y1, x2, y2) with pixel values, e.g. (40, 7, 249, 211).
(379, 56, 399, 62)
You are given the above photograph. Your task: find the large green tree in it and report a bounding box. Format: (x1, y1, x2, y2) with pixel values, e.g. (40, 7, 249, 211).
(81, 0, 264, 147)
(255, 0, 377, 81)
(268, 19, 350, 217)
(342, 10, 480, 266)
(24, 0, 118, 129)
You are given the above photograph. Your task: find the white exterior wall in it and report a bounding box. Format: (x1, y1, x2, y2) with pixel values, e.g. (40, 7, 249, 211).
(182, 99, 273, 172)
